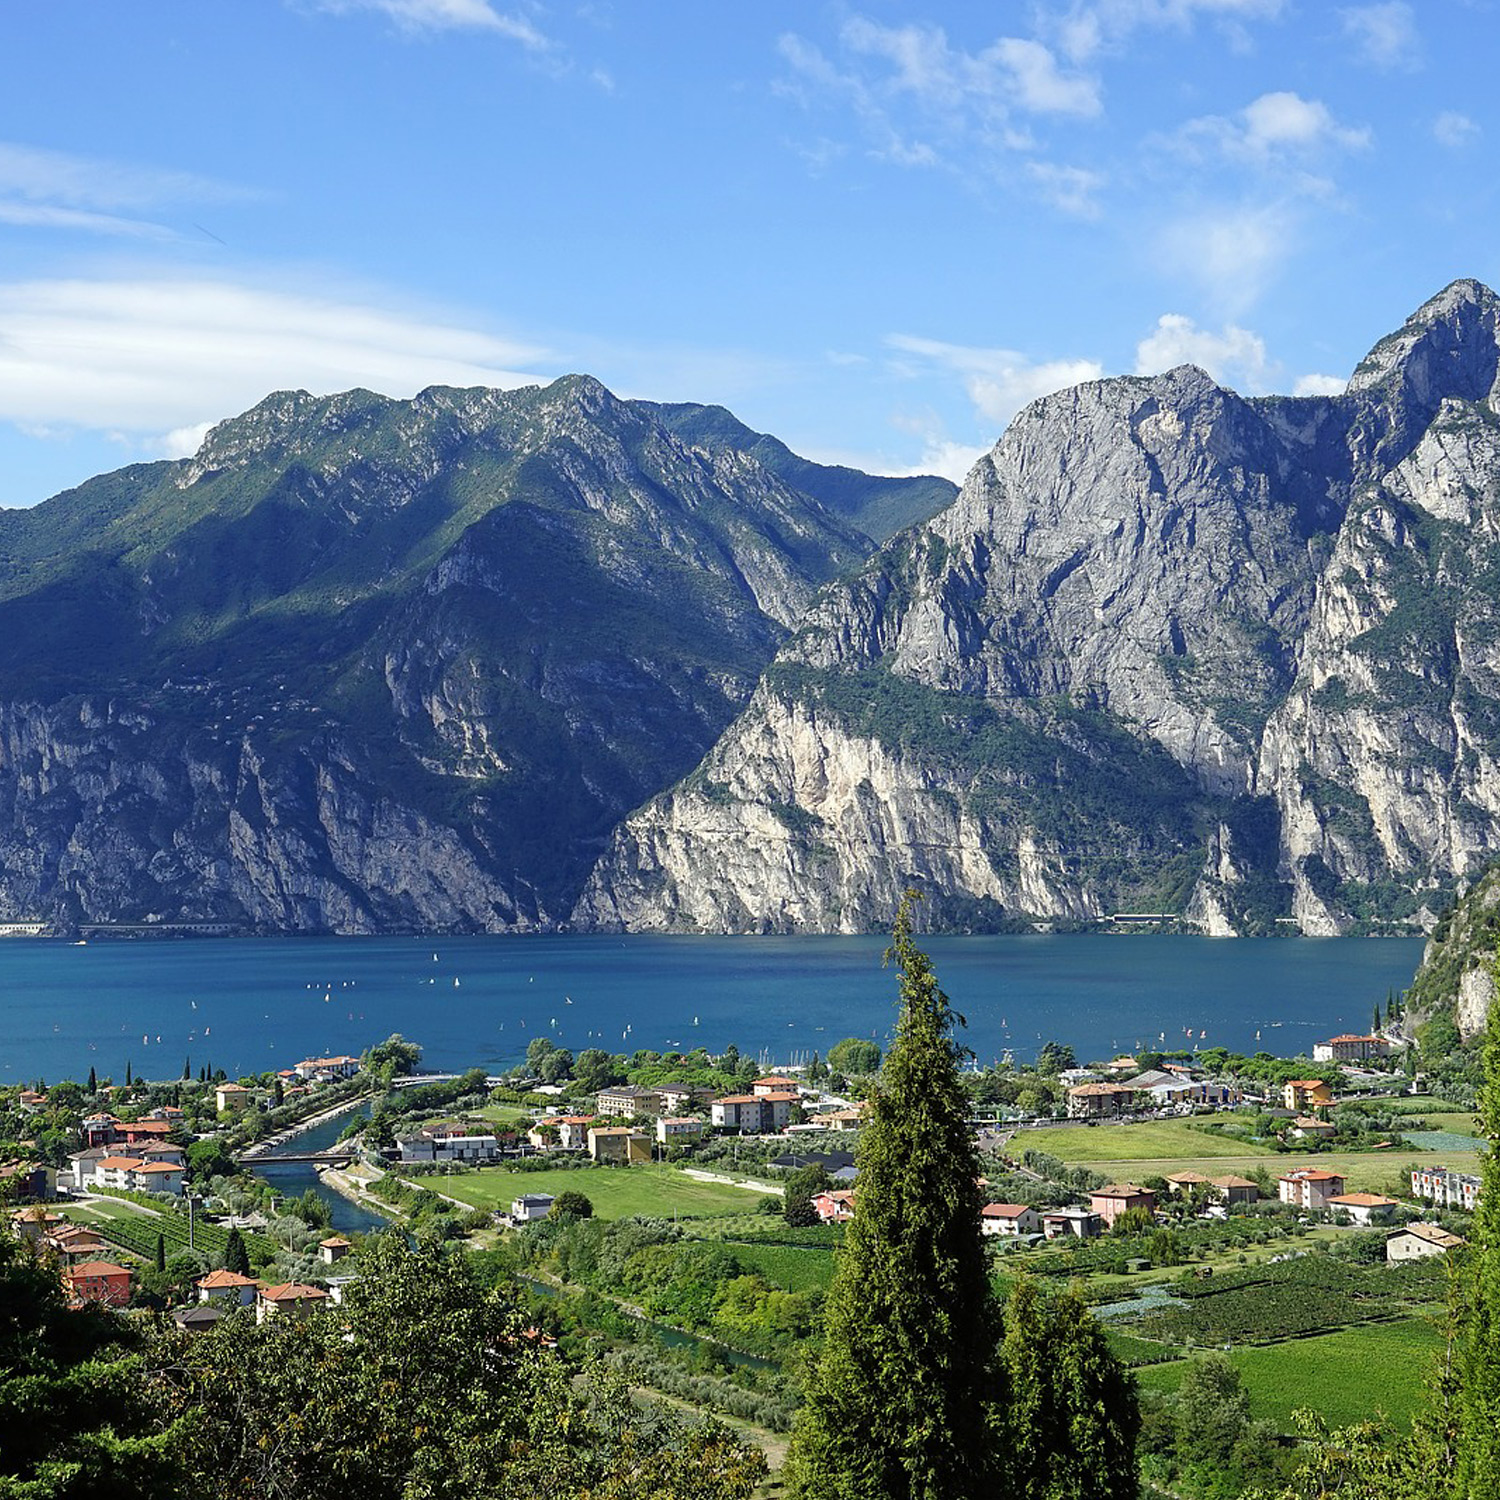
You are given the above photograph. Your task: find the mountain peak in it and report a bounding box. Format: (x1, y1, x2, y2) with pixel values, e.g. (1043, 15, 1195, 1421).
(1347, 277, 1500, 401)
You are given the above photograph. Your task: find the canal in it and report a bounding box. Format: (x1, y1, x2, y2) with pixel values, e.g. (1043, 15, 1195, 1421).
(249, 1101, 391, 1235)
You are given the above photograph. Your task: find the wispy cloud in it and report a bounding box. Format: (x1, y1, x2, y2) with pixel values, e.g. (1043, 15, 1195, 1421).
(1157, 202, 1296, 314)
(1340, 2, 1420, 70)
(0, 141, 251, 240)
(310, 0, 550, 46)
(0, 278, 553, 448)
(1293, 373, 1346, 396)
(1434, 110, 1481, 149)
(1051, 0, 1288, 63)
(886, 333, 1104, 428)
(1027, 161, 1106, 217)
(778, 17, 1099, 184)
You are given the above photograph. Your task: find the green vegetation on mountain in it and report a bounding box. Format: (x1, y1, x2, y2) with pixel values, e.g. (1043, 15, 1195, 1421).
(644, 400, 956, 543)
(0, 376, 913, 932)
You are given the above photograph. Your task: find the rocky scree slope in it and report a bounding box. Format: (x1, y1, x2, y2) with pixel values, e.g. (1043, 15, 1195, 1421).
(0, 376, 946, 932)
(578, 280, 1500, 935)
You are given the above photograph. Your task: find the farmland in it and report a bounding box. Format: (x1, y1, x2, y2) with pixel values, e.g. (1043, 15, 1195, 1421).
(1136, 1316, 1446, 1431)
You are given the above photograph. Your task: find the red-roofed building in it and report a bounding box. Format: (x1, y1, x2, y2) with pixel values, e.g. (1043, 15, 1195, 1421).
(256, 1282, 329, 1323)
(1278, 1168, 1346, 1209)
(197, 1269, 261, 1308)
(65, 1260, 132, 1307)
(980, 1203, 1042, 1236)
(117, 1120, 175, 1142)
(1325, 1192, 1400, 1225)
(812, 1190, 856, 1223)
(752, 1076, 800, 1097)
(1089, 1184, 1157, 1229)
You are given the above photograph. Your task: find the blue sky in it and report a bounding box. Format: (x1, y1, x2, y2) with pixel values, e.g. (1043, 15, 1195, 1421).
(1, 0, 1496, 506)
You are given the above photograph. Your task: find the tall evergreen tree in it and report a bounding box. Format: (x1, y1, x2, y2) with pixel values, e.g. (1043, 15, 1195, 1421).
(1457, 976, 1500, 1493)
(87, 1066, 97, 1095)
(785, 894, 1001, 1499)
(221, 1228, 250, 1278)
(125, 1061, 132, 1086)
(154, 1233, 166, 1275)
(1002, 1280, 1140, 1500)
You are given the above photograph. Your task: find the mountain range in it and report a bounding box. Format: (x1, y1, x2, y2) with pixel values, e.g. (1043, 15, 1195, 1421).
(5, 280, 1500, 935)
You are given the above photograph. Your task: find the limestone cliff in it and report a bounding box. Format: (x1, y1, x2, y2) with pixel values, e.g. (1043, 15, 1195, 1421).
(580, 281, 1500, 934)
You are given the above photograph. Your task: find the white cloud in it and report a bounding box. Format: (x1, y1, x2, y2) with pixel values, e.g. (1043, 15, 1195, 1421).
(312, 0, 549, 45)
(1293, 373, 1346, 396)
(0, 278, 553, 442)
(987, 37, 1100, 117)
(1134, 313, 1269, 389)
(1052, 0, 1286, 62)
(1026, 162, 1105, 218)
(159, 421, 215, 459)
(0, 202, 180, 240)
(1174, 92, 1370, 163)
(1340, 2, 1419, 70)
(1434, 111, 1481, 149)
(887, 333, 1104, 427)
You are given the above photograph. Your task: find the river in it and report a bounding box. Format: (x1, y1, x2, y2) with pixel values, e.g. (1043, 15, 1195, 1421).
(250, 1101, 390, 1235)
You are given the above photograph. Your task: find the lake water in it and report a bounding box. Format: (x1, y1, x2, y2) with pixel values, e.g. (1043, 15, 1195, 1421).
(1, 932, 1425, 1086)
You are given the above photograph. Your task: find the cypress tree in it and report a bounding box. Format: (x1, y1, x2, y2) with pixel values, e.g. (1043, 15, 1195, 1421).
(1458, 977, 1500, 1493)
(87, 1066, 97, 1095)
(785, 894, 1002, 1499)
(1002, 1279, 1140, 1500)
(222, 1227, 250, 1278)
(154, 1233, 166, 1274)
(183, 1057, 192, 1081)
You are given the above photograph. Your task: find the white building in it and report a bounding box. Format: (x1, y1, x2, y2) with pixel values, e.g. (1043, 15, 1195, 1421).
(510, 1193, 555, 1222)
(980, 1203, 1042, 1237)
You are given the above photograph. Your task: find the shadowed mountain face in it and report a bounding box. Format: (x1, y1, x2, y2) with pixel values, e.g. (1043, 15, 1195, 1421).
(0, 376, 947, 932)
(579, 281, 1500, 936)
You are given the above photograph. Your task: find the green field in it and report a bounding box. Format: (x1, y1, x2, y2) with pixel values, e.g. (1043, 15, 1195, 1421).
(715, 1241, 837, 1295)
(439, 1165, 767, 1220)
(1136, 1316, 1445, 1432)
(1034, 1121, 1277, 1163)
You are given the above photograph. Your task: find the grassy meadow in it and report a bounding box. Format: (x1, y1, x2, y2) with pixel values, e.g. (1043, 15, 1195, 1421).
(1135, 1315, 1446, 1432)
(440, 1164, 768, 1220)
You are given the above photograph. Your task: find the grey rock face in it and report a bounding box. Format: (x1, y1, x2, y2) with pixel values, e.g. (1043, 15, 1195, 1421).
(0, 376, 892, 932)
(582, 280, 1500, 934)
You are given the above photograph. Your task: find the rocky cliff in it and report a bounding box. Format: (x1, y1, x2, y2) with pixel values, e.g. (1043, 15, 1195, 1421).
(0, 378, 949, 932)
(580, 280, 1500, 934)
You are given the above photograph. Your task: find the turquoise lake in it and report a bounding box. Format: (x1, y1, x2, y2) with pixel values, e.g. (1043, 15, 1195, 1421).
(1, 933, 1424, 1085)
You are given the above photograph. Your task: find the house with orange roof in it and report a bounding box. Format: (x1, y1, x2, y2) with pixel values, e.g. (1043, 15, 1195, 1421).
(980, 1203, 1042, 1236)
(215, 1082, 255, 1113)
(812, 1189, 856, 1223)
(1325, 1192, 1400, 1226)
(1282, 1079, 1334, 1112)
(197, 1269, 261, 1308)
(1387, 1223, 1466, 1262)
(752, 1076, 800, 1096)
(256, 1282, 329, 1323)
(1066, 1082, 1139, 1119)
(65, 1260, 132, 1307)
(1089, 1184, 1157, 1229)
(1278, 1168, 1346, 1209)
